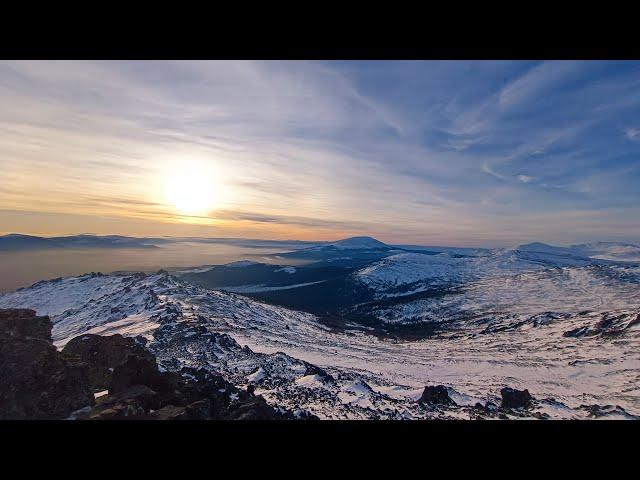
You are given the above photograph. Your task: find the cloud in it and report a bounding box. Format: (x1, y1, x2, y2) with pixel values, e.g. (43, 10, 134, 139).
(517, 175, 535, 183)
(1, 60, 640, 245)
(625, 127, 639, 141)
(481, 162, 507, 181)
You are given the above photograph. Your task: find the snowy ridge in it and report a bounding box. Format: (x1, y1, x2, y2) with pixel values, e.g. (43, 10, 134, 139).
(573, 242, 640, 262)
(356, 253, 469, 291)
(354, 243, 628, 299)
(515, 241, 640, 263)
(355, 249, 546, 296)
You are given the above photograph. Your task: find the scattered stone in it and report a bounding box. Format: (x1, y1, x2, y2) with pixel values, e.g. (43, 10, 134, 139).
(229, 395, 285, 420)
(578, 404, 637, 419)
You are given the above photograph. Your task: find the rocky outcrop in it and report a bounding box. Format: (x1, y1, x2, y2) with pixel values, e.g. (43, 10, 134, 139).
(419, 385, 456, 406)
(0, 308, 53, 340)
(69, 337, 313, 420)
(1, 308, 313, 420)
(0, 309, 94, 419)
(108, 354, 167, 394)
(563, 312, 640, 338)
(577, 404, 637, 419)
(61, 334, 153, 391)
(85, 362, 312, 420)
(500, 387, 533, 410)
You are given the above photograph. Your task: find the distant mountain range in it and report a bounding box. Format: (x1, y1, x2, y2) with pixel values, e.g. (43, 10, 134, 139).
(0, 234, 320, 251)
(3, 233, 638, 261)
(0, 234, 162, 250)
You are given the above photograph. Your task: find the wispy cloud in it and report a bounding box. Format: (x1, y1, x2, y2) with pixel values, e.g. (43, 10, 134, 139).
(626, 127, 639, 141)
(1, 60, 640, 245)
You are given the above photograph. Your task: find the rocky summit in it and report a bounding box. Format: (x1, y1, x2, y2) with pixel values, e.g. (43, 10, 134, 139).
(0, 308, 314, 420)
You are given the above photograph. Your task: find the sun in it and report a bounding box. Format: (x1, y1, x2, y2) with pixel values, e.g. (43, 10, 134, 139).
(164, 164, 219, 216)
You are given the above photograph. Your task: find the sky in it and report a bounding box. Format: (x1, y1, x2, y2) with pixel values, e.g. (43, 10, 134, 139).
(0, 60, 639, 247)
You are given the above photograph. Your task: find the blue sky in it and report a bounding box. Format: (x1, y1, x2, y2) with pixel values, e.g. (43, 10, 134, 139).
(0, 61, 639, 246)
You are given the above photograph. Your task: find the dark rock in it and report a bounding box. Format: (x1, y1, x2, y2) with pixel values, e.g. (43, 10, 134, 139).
(184, 399, 212, 419)
(578, 404, 637, 419)
(0, 309, 94, 419)
(88, 385, 160, 419)
(419, 385, 456, 406)
(563, 326, 590, 338)
(1, 308, 309, 420)
(108, 355, 163, 394)
(500, 387, 533, 409)
(0, 308, 52, 341)
(62, 333, 155, 391)
(304, 363, 335, 383)
(229, 395, 287, 420)
(150, 405, 187, 420)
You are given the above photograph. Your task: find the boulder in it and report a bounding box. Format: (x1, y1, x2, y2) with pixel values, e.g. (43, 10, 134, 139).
(62, 333, 154, 391)
(0, 309, 94, 419)
(108, 355, 163, 394)
(0, 308, 52, 341)
(419, 385, 456, 406)
(500, 387, 533, 409)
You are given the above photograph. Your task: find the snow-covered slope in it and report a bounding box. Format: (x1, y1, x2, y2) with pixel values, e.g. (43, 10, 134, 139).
(356, 253, 468, 292)
(355, 243, 625, 299)
(573, 242, 640, 262)
(1, 267, 639, 419)
(514, 241, 640, 264)
(354, 249, 547, 297)
(0, 272, 175, 346)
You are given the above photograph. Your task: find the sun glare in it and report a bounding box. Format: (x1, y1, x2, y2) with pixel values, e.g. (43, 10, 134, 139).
(164, 163, 220, 216)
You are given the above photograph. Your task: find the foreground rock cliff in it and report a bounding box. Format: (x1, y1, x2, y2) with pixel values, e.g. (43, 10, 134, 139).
(0, 309, 94, 419)
(0, 308, 313, 420)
